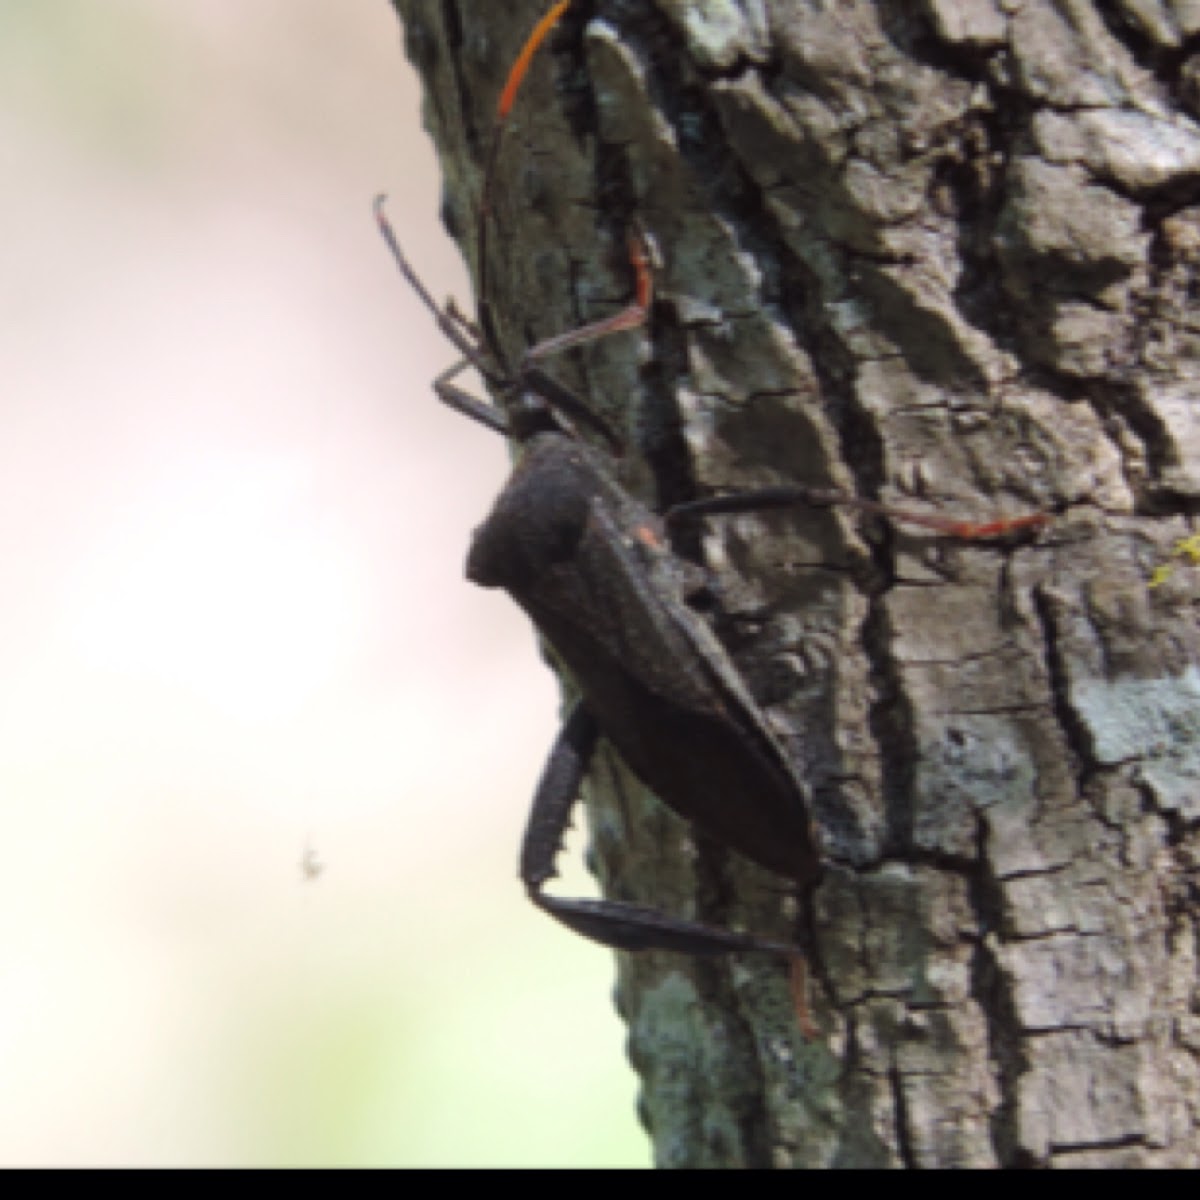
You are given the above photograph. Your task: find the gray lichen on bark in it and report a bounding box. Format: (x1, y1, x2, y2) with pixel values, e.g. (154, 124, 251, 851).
(387, 0, 1200, 1167)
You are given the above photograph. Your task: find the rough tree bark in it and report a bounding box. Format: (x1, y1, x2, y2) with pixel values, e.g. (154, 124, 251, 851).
(386, 0, 1200, 1168)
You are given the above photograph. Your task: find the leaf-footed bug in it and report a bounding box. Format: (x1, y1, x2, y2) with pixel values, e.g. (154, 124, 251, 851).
(377, 1, 1050, 1035)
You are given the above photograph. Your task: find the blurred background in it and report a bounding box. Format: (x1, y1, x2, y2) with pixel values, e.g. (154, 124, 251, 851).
(0, 0, 646, 1166)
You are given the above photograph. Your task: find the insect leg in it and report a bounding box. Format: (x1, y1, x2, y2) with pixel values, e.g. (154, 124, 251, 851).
(374, 194, 513, 390)
(432, 357, 510, 436)
(504, 230, 652, 453)
(374, 195, 516, 436)
(521, 702, 799, 956)
(521, 230, 653, 368)
(667, 486, 1051, 541)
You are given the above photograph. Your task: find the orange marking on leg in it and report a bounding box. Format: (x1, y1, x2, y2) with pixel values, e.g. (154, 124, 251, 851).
(940, 512, 1052, 539)
(635, 524, 662, 550)
(788, 954, 819, 1041)
(627, 230, 653, 312)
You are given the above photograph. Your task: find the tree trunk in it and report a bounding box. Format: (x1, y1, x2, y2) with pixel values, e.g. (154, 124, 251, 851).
(386, 0, 1200, 1168)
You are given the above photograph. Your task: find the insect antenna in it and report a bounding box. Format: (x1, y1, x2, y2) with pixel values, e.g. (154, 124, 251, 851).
(476, 1, 573, 369)
(376, 5, 575, 397)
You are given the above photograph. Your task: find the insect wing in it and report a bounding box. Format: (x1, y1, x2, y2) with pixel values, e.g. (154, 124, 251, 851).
(471, 437, 819, 883)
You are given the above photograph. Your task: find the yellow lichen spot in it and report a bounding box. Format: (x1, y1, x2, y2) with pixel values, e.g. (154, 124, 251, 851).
(1175, 532, 1200, 564)
(1149, 531, 1200, 588)
(1148, 562, 1175, 589)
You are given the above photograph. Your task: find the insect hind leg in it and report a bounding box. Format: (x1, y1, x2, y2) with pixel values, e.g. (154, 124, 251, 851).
(521, 702, 799, 958)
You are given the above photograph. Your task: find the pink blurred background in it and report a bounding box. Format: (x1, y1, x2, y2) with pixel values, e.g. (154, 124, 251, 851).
(0, 0, 644, 1165)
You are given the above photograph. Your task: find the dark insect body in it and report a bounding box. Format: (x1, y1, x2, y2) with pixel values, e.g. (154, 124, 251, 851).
(377, 1, 1049, 1033)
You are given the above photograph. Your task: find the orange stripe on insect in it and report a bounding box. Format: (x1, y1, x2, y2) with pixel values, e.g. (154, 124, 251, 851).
(497, 0, 572, 121)
(635, 524, 663, 550)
